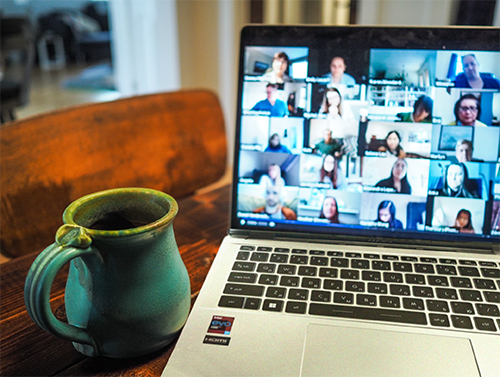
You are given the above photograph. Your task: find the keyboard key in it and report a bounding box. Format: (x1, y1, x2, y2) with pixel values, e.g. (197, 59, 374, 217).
(285, 301, 307, 314)
(372, 261, 391, 270)
(383, 272, 403, 283)
(427, 275, 449, 287)
(406, 274, 426, 285)
(240, 245, 255, 251)
(362, 271, 382, 282)
(357, 294, 377, 306)
(421, 257, 438, 263)
(292, 249, 307, 254)
(327, 251, 343, 257)
(380, 296, 401, 308)
(346, 252, 362, 258)
(364, 253, 380, 259)
(414, 264, 435, 274)
(288, 288, 309, 300)
(436, 265, 457, 276)
(345, 281, 365, 292)
(413, 286, 434, 298)
(224, 283, 264, 297)
(341, 269, 360, 280)
(319, 267, 338, 278)
(459, 260, 477, 266)
(309, 303, 427, 325)
(257, 246, 272, 252)
(323, 279, 343, 290)
(351, 259, 370, 269)
(258, 274, 278, 285)
(310, 256, 329, 266)
(290, 255, 308, 265)
(270, 254, 289, 263)
(451, 315, 473, 330)
(236, 251, 250, 260)
(277, 264, 296, 275)
(473, 278, 496, 290)
(474, 317, 497, 332)
(367, 282, 388, 294)
(484, 291, 500, 303)
(403, 297, 425, 311)
(451, 302, 475, 315)
(262, 299, 284, 312)
(393, 262, 412, 272)
(458, 266, 480, 277)
(274, 248, 290, 253)
(426, 300, 450, 313)
(298, 266, 318, 276)
(232, 261, 256, 272)
(257, 263, 276, 273)
(243, 297, 261, 310)
(401, 256, 418, 262)
(481, 268, 500, 278)
(436, 288, 458, 300)
(279, 276, 300, 287)
(311, 290, 332, 302)
(459, 289, 483, 302)
(250, 252, 269, 262)
(219, 295, 244, 308)
(309, 250, 325, 255)
(228, 272, 257, 283)
(390, 284, 411, 296)
(450, 277, 472, 288)
(383, 255, 399, 261)
(331, 257, 349, 267)
(439, 259, 457, 265)
(334, 292, 354, 304)
(302, 278, 321, 289)
(266, 287, 286, 298)
(475, 303, 500, 317)
(429, 313, 450, 327)
(479, 261, 497, 267)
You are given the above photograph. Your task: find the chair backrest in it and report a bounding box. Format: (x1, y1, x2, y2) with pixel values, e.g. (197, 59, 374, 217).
(0, 90, 227, 258)
(0, 17, 36, 119)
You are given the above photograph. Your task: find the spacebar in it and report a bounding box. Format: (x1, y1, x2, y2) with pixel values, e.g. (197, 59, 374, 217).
(309, 303, 427, 325)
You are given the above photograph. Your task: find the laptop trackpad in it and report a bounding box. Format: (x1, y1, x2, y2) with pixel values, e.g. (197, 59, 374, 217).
(301, 324, 480, 377)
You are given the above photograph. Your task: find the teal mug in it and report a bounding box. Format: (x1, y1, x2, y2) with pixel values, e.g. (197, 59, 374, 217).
(24, 188, 191, 358)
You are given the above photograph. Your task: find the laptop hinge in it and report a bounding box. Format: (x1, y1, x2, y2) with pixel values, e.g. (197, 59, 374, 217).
(493, 243, 500, 255)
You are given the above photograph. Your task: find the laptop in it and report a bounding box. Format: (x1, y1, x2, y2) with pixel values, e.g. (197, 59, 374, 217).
(163, 25, 500, 377)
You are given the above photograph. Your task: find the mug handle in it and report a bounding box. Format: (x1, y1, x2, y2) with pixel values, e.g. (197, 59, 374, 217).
(24, 224, 100, 350)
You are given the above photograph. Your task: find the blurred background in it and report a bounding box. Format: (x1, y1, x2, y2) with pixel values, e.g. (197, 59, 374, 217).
(1, 0, 499, 149)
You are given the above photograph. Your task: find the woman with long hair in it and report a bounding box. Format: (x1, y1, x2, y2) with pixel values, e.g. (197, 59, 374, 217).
(438, 163, 480, 198)
(319, 154, 340, 189)
(375, 158, 412, 194)
(379, 130, 405, 158)
(319, 196, 340, 223)
(376, 200, 403, 229)
(452, 209, 475, 234)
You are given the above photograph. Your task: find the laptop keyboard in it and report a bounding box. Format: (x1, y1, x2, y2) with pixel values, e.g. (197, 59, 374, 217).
(218, 245, 500, 333)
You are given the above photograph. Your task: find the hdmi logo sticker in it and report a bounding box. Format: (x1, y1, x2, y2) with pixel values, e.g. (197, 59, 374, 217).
(203, 335, 230, 346)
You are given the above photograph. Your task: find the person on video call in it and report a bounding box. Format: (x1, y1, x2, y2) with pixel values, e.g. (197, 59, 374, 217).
(448, 94, 487, 127)
(454, 54, 500, 90)
(320, 154, 344, 189)
(251, 83, 289, 117)
(375, 158, 412, 194)
(438, 162, 480, 198)
(261, 52, 293, 84)
(396, 95, 433, 123)
(376, 200, 403, 229)
(253, 184, 297, 220)
(264, 133, 291, 153)
(378, 130, 406, 158)
(453, 139, 483, 163)
(451, 209, 475, 234)
(259, 163, 286, 188)
(314, 128, 342, 157)
(319, 196, 340, 223)
(324, 57, 356, 86)
(321, 87, 354, 121)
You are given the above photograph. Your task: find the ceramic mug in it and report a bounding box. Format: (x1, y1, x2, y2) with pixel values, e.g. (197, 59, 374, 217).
(24, 188, 191, 358)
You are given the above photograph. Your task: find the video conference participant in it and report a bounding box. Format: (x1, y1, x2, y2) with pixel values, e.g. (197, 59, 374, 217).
(396, 95, 433, 123)
(375, 158, 412, 194)
(376, 200, 403, 229)
(259, 163, 286, 188)
(379, 131, 406, 158)
(454, 54, 500, 90)
(451, 209, 475, 234)
(438, 162, 480, 198)
(319, 196, 340, 223)
(313, 128, 342, 157)
(323, 57, 356, 87)
(453, 139, 485, 163)
(321, 87, 355, 121)
(260, 52, 293, 84)
(264, 133, 292, 153)
(319, 154, 345, 190)
(253, 184, 297, 220)
(448, 94, 487, 127)
(251, 83, 289, 117)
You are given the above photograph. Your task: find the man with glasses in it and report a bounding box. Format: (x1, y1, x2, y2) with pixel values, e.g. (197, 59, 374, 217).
(449, 94, 487, 127)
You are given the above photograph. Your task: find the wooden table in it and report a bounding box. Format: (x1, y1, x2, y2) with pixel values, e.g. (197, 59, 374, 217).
(0, 184, 230, 377)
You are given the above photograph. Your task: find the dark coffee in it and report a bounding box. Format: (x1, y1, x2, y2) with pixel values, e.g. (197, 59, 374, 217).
(90, 212, 152, 230)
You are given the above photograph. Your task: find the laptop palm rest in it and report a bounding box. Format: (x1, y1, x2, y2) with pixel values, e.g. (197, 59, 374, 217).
(301, 324, 480, 377)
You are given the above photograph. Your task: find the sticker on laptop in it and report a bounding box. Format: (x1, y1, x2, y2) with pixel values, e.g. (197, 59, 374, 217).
(207, 315, 234, 335)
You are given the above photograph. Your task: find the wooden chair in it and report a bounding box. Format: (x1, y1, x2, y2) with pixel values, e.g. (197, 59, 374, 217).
(0, 90, 227, 259)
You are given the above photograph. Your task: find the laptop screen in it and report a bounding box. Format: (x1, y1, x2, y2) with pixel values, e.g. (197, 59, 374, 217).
(231, 26, 500, 244)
